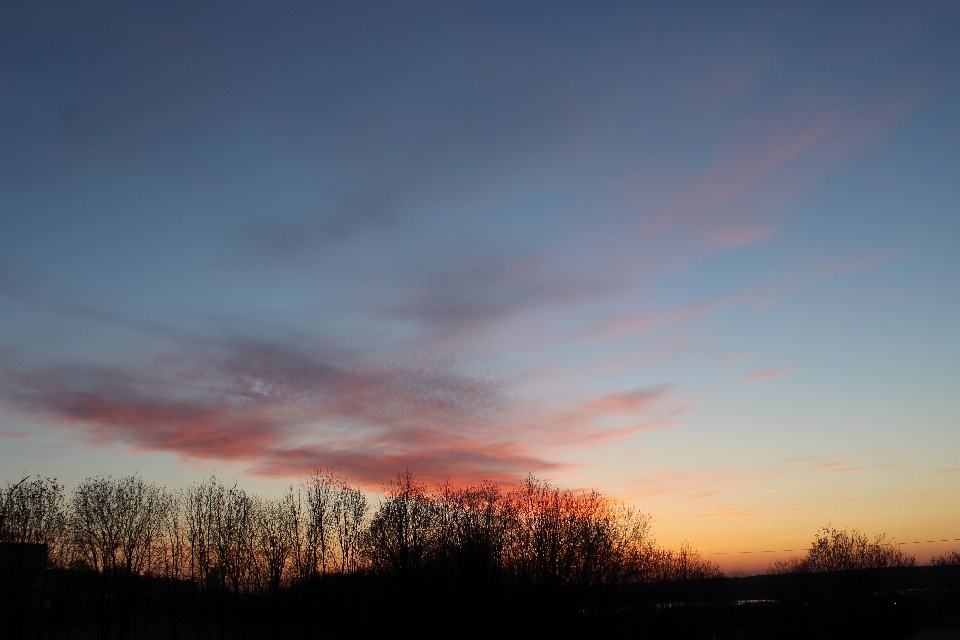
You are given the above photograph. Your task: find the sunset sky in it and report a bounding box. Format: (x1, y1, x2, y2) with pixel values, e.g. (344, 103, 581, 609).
(2, 1, 959, 571)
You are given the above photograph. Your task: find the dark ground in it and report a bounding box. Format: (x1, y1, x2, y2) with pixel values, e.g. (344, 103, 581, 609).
(3, 564, 959, 639)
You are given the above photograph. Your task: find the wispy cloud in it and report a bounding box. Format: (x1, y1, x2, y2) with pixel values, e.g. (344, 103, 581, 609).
(0, 328, 699, 487)
(718, 351, 760, 365)
(0, 337, 536, 485)
(816, 461, 898, 474)
(616, 89, 921, 289)
(697, 503, 760, 518)
(627, 469, 749, 501)
(539, 384, 693, 447)
(645, 106, 842, 237)
(251, 441, 563, 488)
(0, 430, 31, 440)
(593, 279, 799, 342)
(580, 384, 675, 415)
(47, 396, 281, 461)
(744, 366, 792, 384)
(388, 253, 612, 337)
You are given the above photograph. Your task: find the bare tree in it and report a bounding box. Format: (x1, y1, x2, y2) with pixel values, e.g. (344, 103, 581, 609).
(502, 476, 657, 589)
(367, 471, 436, 576)
(303, 469, 339, 576)
(69, 475, 167, 577)
(583, 500, 653, 586)
(288, 487, 311, 584)
(332, 482, 367, 574)
(68, 475, 168, 640)
(0, 475, 67, 564)
(184, 478, 217, 590)
(507, 476, 596, 587)
(159, 489, 189, 583)
(155, 489, 189, 640)
(1, 476, 65, 640)
(251, 489, 298, 595)
(184, 476, 255, 593)
(435, 481, 513, 580)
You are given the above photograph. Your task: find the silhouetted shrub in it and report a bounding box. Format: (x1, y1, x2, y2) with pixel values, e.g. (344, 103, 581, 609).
(768, 526, 915, 574)
(931, 549, 960, 566)
(645, 541, 723, 582)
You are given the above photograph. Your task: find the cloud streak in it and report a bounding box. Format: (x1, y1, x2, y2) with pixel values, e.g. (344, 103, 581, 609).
(580, 384, 675, 415)
(744, 366, 792, 384)
(388, 253, 612, 337)
(616, 88, 922, 289)
(0, 332, 610, 487)
(252, 441, 563, 488)
(816, 461, 898, 474)
(0, 430, 31, 440)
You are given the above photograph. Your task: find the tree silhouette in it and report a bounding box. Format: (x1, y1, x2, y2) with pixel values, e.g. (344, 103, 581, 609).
(251, 490, 298, 595)
(1, 476, 64, 640)
(435, 480, 512, 581)
(303, 469, 338, 577)
(332, 481, 368, 574)
(0, 475, 66, 557)
(768, 526, 916, 573)
(68, 474, 168, 639)
(367, 471, 436, 576)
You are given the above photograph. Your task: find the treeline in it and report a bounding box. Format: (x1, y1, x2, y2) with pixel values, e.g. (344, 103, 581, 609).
(6, 471, 957, 589)
(0, 470, 721, 590)
(1, 471, 726, 638)
(3, 472, 960, 639)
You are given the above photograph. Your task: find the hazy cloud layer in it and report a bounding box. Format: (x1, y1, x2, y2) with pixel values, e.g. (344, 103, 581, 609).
(0, 334, 579, 485)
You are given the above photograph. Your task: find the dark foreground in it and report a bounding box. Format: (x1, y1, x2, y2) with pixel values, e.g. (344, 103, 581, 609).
(4, 564, 960, 639)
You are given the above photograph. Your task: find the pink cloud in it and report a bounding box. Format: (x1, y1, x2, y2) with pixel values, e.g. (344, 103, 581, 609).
(625, 469, 748, 501)
(817, 461, 845, 469)
(637, 105, 844, 245)
(697, 503, 759, 518)
(687, 490, 721, 500)
(6, 335, 663, 487)
(594, 279, 800, 342)
(718, 351, 760, 365)
(0, 430, 32, 440)
(251, 441, 564, 489)
(0, 340, 546, 484)
(744, 366, 792, 383)
(553, 406, 694, 447)
(615, 90, 921, 290)
(707, 226, 776, 248)
(592, 244, 903, 354)
(594, 299, 727, 342)
(816, 461, 898, 474)
(529, 385, 695, 447)
(37, 394, 283, 461)
(580, 385, 673, 415)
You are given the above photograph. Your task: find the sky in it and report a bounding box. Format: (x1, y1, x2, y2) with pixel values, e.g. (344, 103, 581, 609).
(2, 1, 959, 572)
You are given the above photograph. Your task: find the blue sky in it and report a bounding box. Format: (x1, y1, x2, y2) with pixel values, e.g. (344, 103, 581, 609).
(2, 1, 959, 569)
